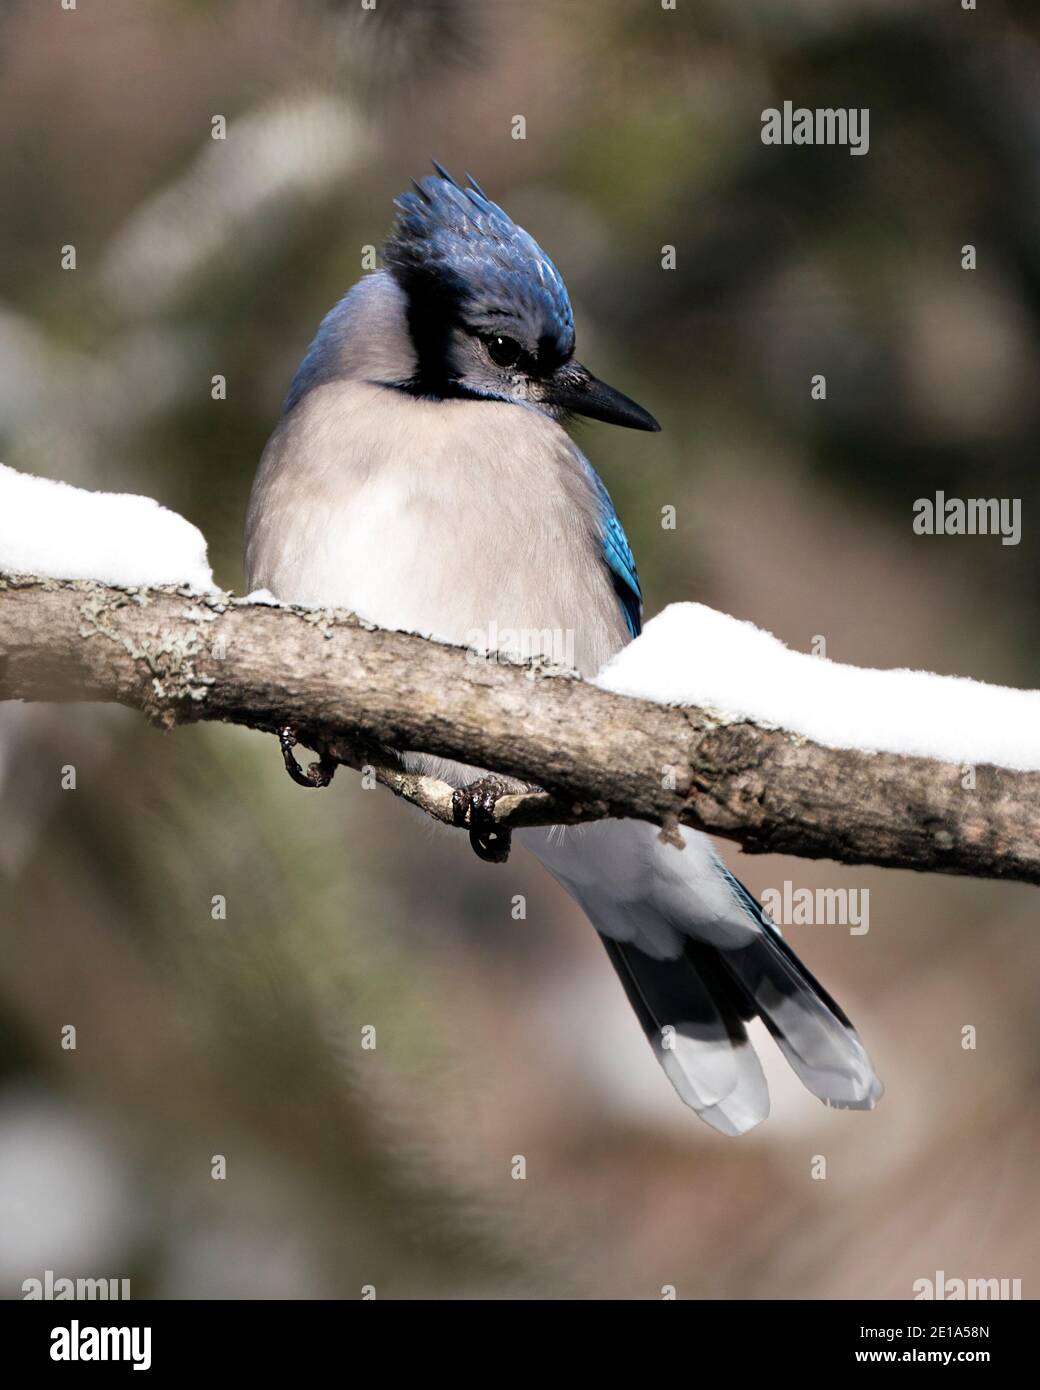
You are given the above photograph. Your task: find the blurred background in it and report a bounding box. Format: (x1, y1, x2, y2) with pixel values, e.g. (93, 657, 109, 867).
(1, 0, 1038, 1299)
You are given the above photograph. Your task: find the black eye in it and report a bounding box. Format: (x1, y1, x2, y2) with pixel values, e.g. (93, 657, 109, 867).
(486, 334, 522, 368)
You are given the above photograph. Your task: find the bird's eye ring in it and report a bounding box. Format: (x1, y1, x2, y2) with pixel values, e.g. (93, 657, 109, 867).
(486, 334, 522, 368)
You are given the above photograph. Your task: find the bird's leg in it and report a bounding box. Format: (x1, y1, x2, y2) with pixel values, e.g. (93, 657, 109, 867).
(278, 726, 336, 789)
(452, 775, 513, 864)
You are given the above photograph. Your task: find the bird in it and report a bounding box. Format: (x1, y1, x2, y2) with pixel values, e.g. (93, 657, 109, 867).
(245, 163, 883, 1134)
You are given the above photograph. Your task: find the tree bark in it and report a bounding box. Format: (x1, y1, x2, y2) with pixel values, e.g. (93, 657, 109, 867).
(2, 573, 1039, 885)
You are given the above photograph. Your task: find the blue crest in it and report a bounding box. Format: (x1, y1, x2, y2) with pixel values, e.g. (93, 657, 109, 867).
(383, 162, 575, 362)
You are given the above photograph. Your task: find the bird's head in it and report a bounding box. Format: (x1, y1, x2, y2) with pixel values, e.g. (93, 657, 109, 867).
(380, 163, 659, 431)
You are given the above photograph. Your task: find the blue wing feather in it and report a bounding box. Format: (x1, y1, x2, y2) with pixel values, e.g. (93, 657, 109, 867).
(583, 463, 642, 638)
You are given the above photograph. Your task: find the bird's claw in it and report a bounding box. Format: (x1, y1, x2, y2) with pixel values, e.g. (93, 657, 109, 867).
(452, 775, 512, 863)
(279, 726, 336, 789)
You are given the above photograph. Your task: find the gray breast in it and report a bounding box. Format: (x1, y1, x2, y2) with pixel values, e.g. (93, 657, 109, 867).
(247, 377, 630, 678)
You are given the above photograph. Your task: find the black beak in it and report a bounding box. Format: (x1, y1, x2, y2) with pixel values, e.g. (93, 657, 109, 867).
(542, 362, 660, 432)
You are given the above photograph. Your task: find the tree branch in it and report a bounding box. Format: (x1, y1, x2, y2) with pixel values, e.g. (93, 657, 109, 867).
(2, 573, 1038, 885)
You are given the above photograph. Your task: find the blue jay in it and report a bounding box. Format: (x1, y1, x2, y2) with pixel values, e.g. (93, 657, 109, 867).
(246, 165, 882, 1134)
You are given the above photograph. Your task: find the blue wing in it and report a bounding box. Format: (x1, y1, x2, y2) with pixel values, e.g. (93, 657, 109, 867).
(584, 463, 642, 638)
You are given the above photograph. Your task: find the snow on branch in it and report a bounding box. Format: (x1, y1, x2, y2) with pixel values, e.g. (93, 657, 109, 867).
(2, 573, 1040, 886)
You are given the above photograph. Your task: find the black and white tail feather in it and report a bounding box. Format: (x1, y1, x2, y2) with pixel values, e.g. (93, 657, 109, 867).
(600, 867, 882, 1135)
(524, 818, 883, 1135)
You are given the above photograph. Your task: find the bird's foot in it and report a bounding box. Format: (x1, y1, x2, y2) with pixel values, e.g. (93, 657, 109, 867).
(278, 726, 336, 789)
(452, 775, 513, 863)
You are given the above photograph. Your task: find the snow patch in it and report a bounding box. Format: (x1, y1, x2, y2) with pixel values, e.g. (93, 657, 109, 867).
(596, 602, 1040, 773)
(0, 462, 215, 591)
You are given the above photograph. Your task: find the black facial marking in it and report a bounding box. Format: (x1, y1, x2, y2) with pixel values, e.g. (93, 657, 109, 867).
(537, 333, 571, 374)
(397, 275, 463, 398)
